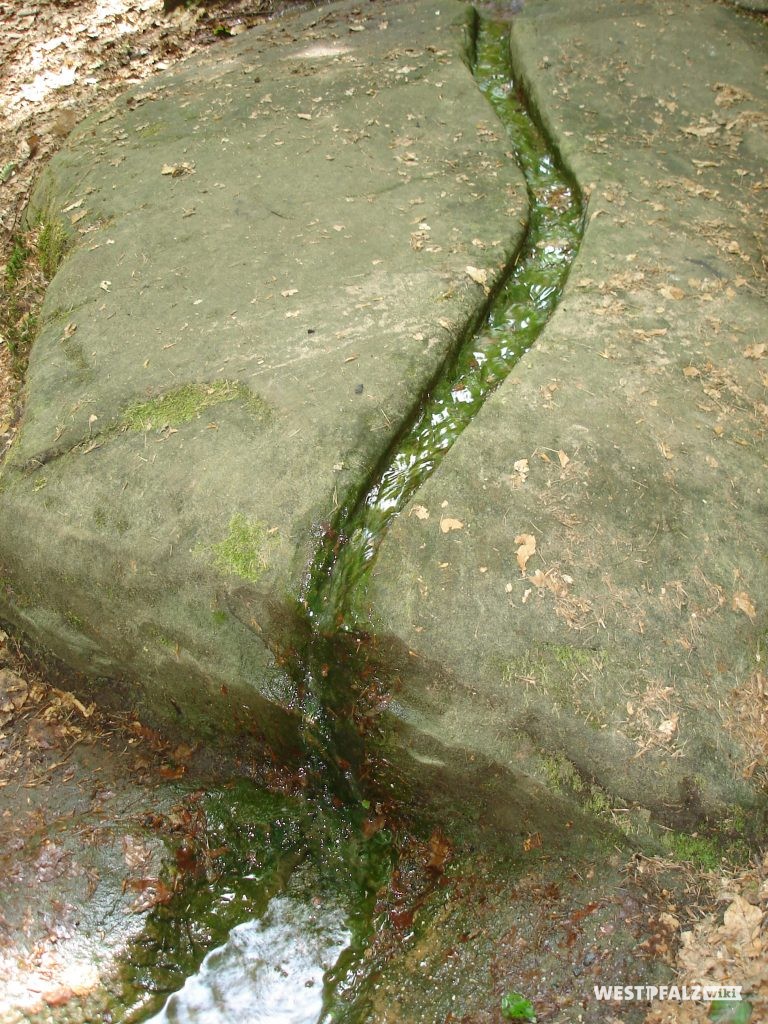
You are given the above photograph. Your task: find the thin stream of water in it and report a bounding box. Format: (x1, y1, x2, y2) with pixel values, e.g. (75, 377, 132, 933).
(305, 19, 582, 635)
(137, 18, 583, 1024)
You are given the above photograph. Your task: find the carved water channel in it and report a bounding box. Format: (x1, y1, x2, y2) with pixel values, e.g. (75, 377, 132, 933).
(131, 18, 583, 1023)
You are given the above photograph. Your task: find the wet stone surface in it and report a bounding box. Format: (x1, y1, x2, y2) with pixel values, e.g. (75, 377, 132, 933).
(0, 0, 766, 1021)
(365, 0, 768, 837)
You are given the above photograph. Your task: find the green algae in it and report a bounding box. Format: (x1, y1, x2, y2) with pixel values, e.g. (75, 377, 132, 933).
(115, 781, 392, 1023)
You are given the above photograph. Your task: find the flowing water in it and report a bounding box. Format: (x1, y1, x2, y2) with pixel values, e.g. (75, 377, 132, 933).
(128, 18, 583, 1024)
(306, 19, 583, 632)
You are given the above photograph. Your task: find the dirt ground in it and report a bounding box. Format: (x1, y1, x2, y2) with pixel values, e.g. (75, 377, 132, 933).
(0, 2, 766, 1022)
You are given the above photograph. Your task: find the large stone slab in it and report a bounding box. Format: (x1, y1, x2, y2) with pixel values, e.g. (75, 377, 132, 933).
(0, 1, 526, 751)
(365, 0, 768, 832)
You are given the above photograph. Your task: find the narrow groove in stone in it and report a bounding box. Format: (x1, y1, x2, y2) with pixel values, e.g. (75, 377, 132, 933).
(304, 18, 584, 637)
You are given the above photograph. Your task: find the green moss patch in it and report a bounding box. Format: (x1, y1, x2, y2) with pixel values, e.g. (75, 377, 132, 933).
(121, 380, 268, 432)
(212, 514, 277, 583)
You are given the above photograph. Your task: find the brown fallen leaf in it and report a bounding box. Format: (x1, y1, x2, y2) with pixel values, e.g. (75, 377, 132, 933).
(681, 124, 720, 138)
(161, 161, 195, 177)
(43, 988, 74, 1008)
(122, 835, 154, 872)
(732, 591, 757, 622)
(125, 877, 173, 913)
(743, 343, 767, 360)
(513, 457, 529, 483)
(171, 742, 196, 762)
(659, 284, 685, 301)
(426, 829, 451, 872)
(515, 533, 536, 574)
(657, 713, 679, 741)
(557, 449, 570, 468)
(410, 504, 430, 520)
(523, 832, 542, 852)
(362, 815, 386, 839)
(0, 669, 29, 726)
(719, 895, 762, 948)
(465, 265, 489, 291)
(440, 517, 464, 533)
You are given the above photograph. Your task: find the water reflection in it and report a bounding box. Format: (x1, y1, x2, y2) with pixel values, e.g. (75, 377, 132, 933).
(146, 898, 350, 1024)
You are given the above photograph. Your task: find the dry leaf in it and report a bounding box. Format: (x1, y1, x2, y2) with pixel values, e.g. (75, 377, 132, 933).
(681, 124, 720, 137)
(515, 533, 536, 574)
(126, 877, 173, 913)
(43, 988, 74, 1008)
(732, 591, 757, 622)
(440, 517, 464, 533)
(719, 895, 762, 947)
(657, 713, 679, 741)
(465, 266, 489, 289)
(743, 343, 767, 359)
(426, 829, 451, 871)
(122, 835, 154, 872)
(410, 505, 430, 520)
(659, 285, 685, 301)
(161, 162, 195, 177)
(362, 815, 386, 838)
(0, 669, 28, 726)
(523, 832, 542, 852)
(557, 449, 570, 468)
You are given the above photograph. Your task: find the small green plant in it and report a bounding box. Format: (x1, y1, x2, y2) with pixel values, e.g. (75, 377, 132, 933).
(5, 238, 29, 286)
(37, 219, 68, 279)
(501, 991, 536, 1022)
(2, 235, 39, 377)
(709, 998, 752, 1023)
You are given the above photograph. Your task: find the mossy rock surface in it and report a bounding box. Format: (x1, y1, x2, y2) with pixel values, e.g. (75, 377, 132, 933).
(0, 0, 526, 753)
(365, 0, 768, 832)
